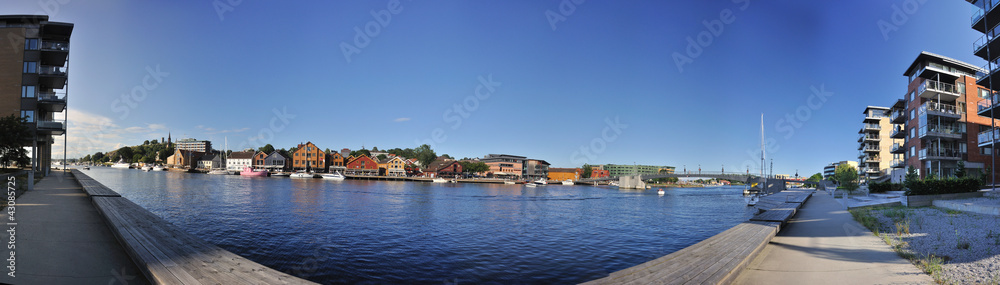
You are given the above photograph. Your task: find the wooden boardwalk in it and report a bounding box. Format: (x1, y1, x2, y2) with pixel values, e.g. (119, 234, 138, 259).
(71, 170, 317, 284)
(582, 222, 780, 285)
(582, 188, 815, 285)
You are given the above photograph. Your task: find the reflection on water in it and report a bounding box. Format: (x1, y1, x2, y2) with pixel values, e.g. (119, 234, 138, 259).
(84, 167, 756, 284)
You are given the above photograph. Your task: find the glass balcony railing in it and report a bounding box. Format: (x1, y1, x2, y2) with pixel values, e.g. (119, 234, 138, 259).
(891, 159, 905, 168)
(862, 145, 880, 152)
(36, 120, 64, 130)
(978, 94, 998, 113)
(919, 102, 962, 117)
(919, 124, 965, 138)
(40, 41, 68, 51)
(980, 128, 1000, 145)
(863, 124, 881, 131)
(891, 143, 904, 153)
(38, 65, 66, 76)
(918, 80, 959, 97)
(919, 148, 963, 159)
(891, 110, 905, 121)
(37, 91, 64, 101)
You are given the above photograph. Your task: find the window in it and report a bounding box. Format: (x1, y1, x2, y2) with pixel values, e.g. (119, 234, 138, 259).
(21, 86, 35, 98)
(20, 110, 33, 123)
(958, 82, 966, 95)
(23, 62, 36, 73)
(983, 148, 993, 155)
(23, 39, 38, 50)
(910, 110, 915, 121)
(910, 128, 915, 138)
(981, 88, 991, 99)
(910, 146, 915, 157)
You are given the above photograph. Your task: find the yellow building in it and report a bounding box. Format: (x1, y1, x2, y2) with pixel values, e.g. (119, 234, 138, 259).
(378, 156, 406, 176)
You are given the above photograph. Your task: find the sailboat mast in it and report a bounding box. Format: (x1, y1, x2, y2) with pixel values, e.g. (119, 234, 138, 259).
(760, 114, 765, 178)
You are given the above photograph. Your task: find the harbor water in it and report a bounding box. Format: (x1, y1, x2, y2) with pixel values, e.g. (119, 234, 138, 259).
(83, 167, 757, 284)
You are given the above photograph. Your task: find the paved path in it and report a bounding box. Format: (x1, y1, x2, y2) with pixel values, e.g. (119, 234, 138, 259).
(733, 189, 934, 285)
(0, 170, 148, 285)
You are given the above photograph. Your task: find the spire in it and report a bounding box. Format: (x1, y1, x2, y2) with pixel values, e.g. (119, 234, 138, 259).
(168, 131, 172, 144)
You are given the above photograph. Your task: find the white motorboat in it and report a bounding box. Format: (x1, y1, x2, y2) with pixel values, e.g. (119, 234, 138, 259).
(525, 183, 537, 188)
(561, 180, 574, 185)
(111, 157, 130, 169)
(290, 171, 314, 178)
(534, 178, 548, 185)
(207, 169, 229, 175)
(321, 172, 346, 181)
(152, 165, 165, 171)
(657, 188, 665, 195)
(82, 166, 90, 170)
(504, 181, 516, 185)
(141, 166, 152, 171)
(432, 177, 448, 183)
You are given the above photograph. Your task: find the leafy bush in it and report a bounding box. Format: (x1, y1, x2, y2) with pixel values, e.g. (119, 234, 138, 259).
(904, 177, 983, 196)
(869, 182, 904, 193)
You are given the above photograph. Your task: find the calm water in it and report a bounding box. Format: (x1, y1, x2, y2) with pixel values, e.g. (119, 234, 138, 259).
(84, 167, 756, 284)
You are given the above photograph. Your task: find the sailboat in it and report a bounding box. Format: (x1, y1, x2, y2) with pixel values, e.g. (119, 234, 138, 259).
(208, 137, 230, 175)
(745, 114, 765, 206)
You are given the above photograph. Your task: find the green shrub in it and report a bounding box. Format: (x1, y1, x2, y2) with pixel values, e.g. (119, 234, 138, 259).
(904, 177, 983, 196)
(869, 182, 904, 193)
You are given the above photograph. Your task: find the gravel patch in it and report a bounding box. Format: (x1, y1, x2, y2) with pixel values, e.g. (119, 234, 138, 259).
(868, 203, 1000, 284)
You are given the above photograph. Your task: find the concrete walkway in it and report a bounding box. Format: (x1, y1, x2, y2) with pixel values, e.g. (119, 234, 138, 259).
(0, 170, 148, 285)
(733, 189, 934, 285)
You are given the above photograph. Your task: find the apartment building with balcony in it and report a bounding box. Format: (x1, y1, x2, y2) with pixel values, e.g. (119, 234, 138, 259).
(857, 106, 897, 182)
(0, 15, 72, 175)
(823, 161, 858, 180)
(888, 99, 908, 182)
(174, 138, 213, 153)
(969, 0, 1000, 185)
(900, 52, 999, 179)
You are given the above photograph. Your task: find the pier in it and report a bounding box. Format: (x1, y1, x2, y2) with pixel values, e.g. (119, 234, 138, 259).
(582, 188, 814, 285)
(71, 170, 317, 284)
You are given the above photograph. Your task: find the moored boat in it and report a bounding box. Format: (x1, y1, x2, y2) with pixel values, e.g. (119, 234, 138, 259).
(290, 171, 314, 178)
(432, 177, 448, 183)
(240, 166, 269, 176)
(321, 172, 346, 181)
(561, 180, 574, 185)
(152, 165, 165, 171)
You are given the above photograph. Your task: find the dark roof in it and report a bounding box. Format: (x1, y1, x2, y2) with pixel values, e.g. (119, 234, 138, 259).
(200, 153, 217, 161)
(903, 51, 982, 77)
(229, 151, 255, 159)
(424, 159, 461, 172)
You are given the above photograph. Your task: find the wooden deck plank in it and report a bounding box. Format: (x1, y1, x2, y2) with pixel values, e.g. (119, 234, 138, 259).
(749, 209, 795, 223)
(587, 222, 780, 285)
(90, 192, 317, 285)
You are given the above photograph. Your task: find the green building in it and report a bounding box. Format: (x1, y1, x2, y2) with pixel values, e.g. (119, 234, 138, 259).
(604, 164, 675, 177)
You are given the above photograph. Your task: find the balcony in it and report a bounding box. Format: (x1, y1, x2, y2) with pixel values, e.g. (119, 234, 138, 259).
(891, 159, 905, 169)
(978, 93, 1000, 119)
(891, 143, 906, 154)
(919, 102, 962, 119)
(979, 128, 1000, 147)
(915, 64, 961, 83)
(36, 92, 65, 112)
(36, 120, 65, 135)
(858, 134, 880, 143)
(861, 124, 880, 133)
(973, 2, 1000, 34)
(864, 156, 880, 163)
(918, 124, 964, 140)
(890, 110, 906, 124)
(890, 127, 906, 139)
(865, 168, 881, 175)
(862, 145, 880, 153)
(37, 65, 67, 89)
(39, 41, 68, 66)
(919, 148, 963, 161)
(917, 80, 960, 100)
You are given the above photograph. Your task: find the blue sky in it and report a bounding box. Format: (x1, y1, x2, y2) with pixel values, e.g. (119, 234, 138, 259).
(7, 0, 987, 176)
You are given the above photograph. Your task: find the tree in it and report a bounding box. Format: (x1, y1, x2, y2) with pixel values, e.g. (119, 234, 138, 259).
(141, 155, 155, 164)
(115, 147, 134, 163)
(371, 146, 378, 152)
(159, 146, 174, 162)
(259, 144, 275, 155)
(440, 154, 453, 160)
(833, 164, 859, 194)
(93, 152, 104, 162)
(350, 149, 371, 157)
(955, 161, 966, 178)
(0, 115, 31, 168)
(376, 154, 388, 161)
(82, 154, 91, 162)
(460, 161, 489, 174)
(132, 154, 144, 164)
(806, 173, 823, 183)
(582, 165, 593, 178)
(415, 144, 437, 166)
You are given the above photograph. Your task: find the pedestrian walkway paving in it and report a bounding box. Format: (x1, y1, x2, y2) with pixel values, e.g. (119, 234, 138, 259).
(0, 170, 148, 285)
(733, 189, 934, 285)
